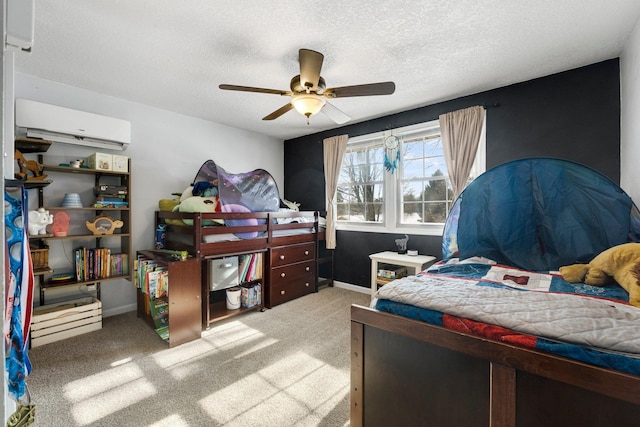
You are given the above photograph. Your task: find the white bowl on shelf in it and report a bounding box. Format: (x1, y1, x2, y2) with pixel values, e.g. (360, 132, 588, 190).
(61, 193, 82, 208)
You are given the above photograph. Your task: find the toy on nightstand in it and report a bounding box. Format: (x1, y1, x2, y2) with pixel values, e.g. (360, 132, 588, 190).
(395, 234, 409, 254)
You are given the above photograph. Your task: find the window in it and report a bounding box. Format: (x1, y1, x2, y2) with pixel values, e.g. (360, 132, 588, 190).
(336, 120, 486, 235)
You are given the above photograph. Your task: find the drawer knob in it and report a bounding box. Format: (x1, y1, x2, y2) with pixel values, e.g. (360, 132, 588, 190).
(280, 255, 285, 260)
(280, 290, 286, 295)
(305, 266, 310, 272)
(281, 272, 286, 278)
(304, 250, 309, 255)
(305, 282, 310, 287)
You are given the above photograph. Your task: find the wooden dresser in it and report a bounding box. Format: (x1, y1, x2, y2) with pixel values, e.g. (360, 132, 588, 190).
(267, 241, 316, 308)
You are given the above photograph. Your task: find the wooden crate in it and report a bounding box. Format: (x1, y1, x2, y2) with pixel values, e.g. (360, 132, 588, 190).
(31, 297, 102, 347)
(30, 247, 49, 270)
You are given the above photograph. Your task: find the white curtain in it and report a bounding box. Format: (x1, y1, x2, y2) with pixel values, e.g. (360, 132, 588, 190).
(439, 106, 485, 200)
(323, 134, 348, 249)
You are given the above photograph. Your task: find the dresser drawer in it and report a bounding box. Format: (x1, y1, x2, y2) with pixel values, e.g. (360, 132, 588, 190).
(270, 260, 315, 284)
(270, 242, 315, 268)
(268, 276, 315, 307)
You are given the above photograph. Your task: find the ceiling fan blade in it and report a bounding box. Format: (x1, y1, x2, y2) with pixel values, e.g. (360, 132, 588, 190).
(262, 103, 294, 121)
(321, 101, 351, 125)
(324, 81, 396, 98)
(219, 84, 292, 96)
(299, 49, 324, 91)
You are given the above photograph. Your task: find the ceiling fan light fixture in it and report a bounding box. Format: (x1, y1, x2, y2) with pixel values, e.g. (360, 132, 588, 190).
(291, 94, 326, 119)
(219, 48, 394, 124)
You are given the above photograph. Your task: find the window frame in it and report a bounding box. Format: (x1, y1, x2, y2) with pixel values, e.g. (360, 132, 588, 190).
(335, 119, 486, 236)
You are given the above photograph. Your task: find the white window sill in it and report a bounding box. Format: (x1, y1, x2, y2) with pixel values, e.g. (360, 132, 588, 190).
(335, 222, 444, 237)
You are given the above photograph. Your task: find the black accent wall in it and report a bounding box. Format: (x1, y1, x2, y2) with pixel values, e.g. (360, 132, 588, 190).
(284, 59, 621, 289)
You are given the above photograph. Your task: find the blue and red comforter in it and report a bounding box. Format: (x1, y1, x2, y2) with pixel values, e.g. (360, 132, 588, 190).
(374, 259, 640, 376)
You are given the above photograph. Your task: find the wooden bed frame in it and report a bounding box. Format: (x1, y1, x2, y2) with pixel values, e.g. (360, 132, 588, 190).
(156, 210, 324, 257)
(351, 304, 640, 427)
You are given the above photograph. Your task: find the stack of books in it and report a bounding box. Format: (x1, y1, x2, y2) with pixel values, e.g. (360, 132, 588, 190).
(135, 254, 169, 299)
(93, 184, 128, 208)
(74, 248, 129, 281)
(238, 253, 263, 283)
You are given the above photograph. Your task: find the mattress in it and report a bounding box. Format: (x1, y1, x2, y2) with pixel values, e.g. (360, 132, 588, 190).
(374, 258, 640, 375)
(202, 227, 317, 243)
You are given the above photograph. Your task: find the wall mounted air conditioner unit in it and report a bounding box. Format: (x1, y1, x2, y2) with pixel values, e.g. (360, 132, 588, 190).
(15, 99, 131, 151)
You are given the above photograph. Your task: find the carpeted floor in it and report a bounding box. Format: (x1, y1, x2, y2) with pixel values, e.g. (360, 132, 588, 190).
(26, 286, 370, 426)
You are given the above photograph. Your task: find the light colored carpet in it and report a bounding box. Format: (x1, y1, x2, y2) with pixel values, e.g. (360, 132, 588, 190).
(27, 286, 370, 426)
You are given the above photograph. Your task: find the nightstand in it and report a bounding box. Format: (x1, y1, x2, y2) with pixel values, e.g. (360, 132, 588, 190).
(369, 251, 436, 299)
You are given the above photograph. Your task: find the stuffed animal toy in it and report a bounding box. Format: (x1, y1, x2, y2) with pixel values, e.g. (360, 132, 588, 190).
(173, 195, 219, 225)
(177, 196, 218, 213)
(559, 242, 640, 307)
(27, 208, 53, 235)
(281, 199, 300, 211)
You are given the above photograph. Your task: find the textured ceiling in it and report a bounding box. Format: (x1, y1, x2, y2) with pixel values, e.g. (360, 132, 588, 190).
(15, 1, 640, 140)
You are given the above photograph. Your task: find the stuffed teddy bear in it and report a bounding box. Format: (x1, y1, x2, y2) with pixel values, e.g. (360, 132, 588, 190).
(559, 242, 640, 307)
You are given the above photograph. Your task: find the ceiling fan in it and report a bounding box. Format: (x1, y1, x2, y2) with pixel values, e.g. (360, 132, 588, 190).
(219, 48, 396, 125)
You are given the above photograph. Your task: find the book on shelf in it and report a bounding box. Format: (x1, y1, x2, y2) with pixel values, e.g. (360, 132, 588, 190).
(74, 247, 116, 282)
(146, 267, 168, 299)
(110, 253, 129, 277)
(136, 255, 157, 291)
(94, 184, 129, 208)
(155, 325, 169, 342)
(238, 253, 263, 283)
(149, 299, 169, 329)
(93, 201, 129, 208)
(135, 253, 169, 297)
(96, 195, 127, 201)
(156, 269, 168, 298)
(147, 270, 160, 298)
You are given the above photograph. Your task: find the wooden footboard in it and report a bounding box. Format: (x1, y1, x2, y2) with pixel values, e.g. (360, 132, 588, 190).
(351, 304, 640, 427)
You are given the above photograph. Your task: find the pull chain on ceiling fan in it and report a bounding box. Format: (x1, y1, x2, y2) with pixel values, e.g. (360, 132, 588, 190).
(219, 49, 396, 125)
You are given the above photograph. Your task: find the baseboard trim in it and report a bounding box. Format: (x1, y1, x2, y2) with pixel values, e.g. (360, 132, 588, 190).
(104, 284, 368, 317)
(333, 281, 369, 294)
(103, 303, 136, 318)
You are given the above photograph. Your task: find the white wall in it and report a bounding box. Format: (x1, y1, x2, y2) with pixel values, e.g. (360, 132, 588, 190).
(621, 16, 640, 202)
(15, 73, 284, 316)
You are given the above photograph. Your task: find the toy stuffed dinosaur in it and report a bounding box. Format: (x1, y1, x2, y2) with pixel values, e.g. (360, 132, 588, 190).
(559, 242, 640, 307)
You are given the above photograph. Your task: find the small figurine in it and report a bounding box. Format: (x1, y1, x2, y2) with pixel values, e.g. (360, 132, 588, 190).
(395, 234, 409, 254)
(52, 211, 71, 237)
(15, 149, 48, 181)
(86, 215, 124, 235)
(27, 208, 53, 235)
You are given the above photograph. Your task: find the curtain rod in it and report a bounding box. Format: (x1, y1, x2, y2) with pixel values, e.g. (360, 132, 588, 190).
(316, 102, 500, 142)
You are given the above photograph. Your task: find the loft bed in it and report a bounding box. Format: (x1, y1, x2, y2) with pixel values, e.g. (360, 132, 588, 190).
(351, 158, 640, 426)
(156, 159, 329, 259)
(155, 210, 325, 258)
